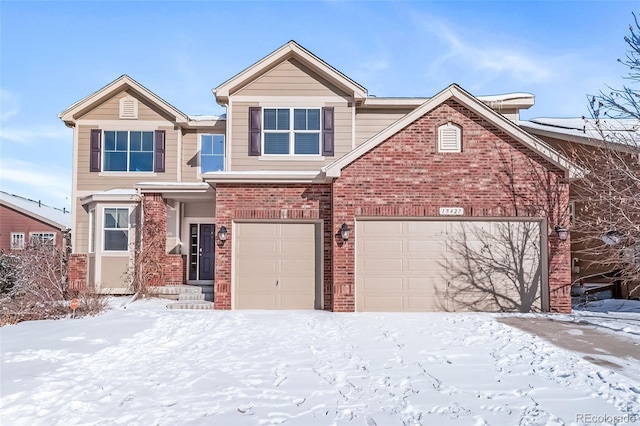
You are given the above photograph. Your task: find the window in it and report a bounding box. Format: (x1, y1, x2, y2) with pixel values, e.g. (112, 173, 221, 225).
(10, 233, 25, 249)
(104, 131, 154, 172)
(438, 123, 462, 153)
(89, 209, 95, 253)
(104, 208, 129, 251)
(29, 232, 56, 244)
(263, 108, 321, 155)
(200, 134, 225, 172)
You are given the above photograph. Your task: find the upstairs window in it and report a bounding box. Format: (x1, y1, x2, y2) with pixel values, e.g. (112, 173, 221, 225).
(248, 107, 334, 157)
(200, 134, 225, 173)
(438, 123, 462, 153)
(11, 233, 25, 249)
(104, 208, 129, 251)
(90, 130, 165, 173)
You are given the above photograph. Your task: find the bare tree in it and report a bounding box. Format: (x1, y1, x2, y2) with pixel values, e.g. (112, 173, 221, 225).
(569, 13, 640, 298)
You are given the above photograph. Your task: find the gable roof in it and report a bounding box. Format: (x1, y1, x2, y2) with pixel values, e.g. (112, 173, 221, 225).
(0, 191, 71, 230)
(58, 75, 189, 126)
(323, 84, 583, 179)
(214, 40, 368, 104)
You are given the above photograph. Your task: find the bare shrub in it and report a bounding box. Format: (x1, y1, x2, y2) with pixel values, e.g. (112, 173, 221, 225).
(0, 240, 108, 326)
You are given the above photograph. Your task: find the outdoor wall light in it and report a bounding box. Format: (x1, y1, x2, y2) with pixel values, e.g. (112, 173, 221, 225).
(340, 223, 350, 242)
(217, 225, 228, 244)
(602, 229, 623, 246)
(554, 225, 569, 242)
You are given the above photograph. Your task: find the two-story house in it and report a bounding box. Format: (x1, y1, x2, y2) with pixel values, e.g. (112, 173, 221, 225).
(59, 41, 581, 313)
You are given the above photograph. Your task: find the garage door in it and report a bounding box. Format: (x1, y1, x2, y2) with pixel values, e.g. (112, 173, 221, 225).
(235, 222, 319, 309)
(356, 220, 543, 312)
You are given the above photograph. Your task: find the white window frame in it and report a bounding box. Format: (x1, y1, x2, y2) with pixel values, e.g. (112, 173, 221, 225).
(103, 207, 130, 252)
(10, 233, 25, 250)
(88, 208, 96, 253)
(199, 134, 225, 174)
(438, 122, 462, 153)
(29, 232, 56, 244)
(102, 130, 155, 173)
(262, 107, 322, 156)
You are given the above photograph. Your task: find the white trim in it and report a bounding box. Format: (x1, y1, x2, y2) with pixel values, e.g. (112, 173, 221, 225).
(102, 207, 130, 253)
(10, 232, 25, 250)
(198, 133, 226, 177)
(262, 107, 322, 156)
(88, 208, 95, 253)
(226, 99, 232, 172)
(242, 95, 349, 104)
(29, 232, 56, 244)
(177, 126, 182, 182)
(71, 125, 79, 251)
(258, 155, 325, 162)
(99, 172, 158, 177)
(203, 170, 328, 184)
(78, 120, 175, 128)
(352, 104, 356, 150)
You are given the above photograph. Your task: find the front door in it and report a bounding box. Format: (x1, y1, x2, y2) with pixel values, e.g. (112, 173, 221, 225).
(188, 224, 215, 281)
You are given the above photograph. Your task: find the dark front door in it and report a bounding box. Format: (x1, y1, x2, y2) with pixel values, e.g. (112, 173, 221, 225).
(188, 224, 215, 281)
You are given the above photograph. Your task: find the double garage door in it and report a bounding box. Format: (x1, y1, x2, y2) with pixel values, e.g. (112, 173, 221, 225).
(233, 220, 544, 312)
(357, 220, 545, 312)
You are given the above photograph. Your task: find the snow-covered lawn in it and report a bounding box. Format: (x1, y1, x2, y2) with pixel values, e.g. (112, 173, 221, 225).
(1, 298, 639, 425)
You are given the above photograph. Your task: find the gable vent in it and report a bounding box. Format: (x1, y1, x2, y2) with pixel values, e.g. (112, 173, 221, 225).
(119, 96, 138, 119)
(438, 123, 461, 153)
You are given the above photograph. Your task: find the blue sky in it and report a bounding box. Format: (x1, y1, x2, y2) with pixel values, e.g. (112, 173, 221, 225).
(0, 1, 635, 210)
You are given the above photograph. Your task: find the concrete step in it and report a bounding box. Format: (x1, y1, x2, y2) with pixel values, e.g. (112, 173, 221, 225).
(178, 292, 205, 301)
(166, 301, 215, 310)
(149, 285, 203, 296)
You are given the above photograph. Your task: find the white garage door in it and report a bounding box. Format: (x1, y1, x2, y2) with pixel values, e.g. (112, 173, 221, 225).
(356, 220, 544, 312)
(235, 222, 319, 309)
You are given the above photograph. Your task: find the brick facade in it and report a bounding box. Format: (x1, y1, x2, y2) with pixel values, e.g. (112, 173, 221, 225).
(214, 184, 333, 310)
(142, 193, 185, 287)
(331, 100, 571, 312)
(68, 253, 87, 291)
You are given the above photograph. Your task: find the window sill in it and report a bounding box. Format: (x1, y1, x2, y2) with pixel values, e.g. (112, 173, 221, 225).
(258, 156, 326, 162)
(98, 172, 158, 177)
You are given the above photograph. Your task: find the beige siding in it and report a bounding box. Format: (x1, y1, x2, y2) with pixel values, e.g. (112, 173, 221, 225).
(88, 256, 96, 286)
(230, 101, 352, 171)
(236, 59, 349, 98)
(184, 202, 215, 218)
(355, 109, 412, 146)
(76, 124, 179, 191)
(100, 256, 129, 291)
(74, 198, 89, 253)
(80, 90, 175, 122)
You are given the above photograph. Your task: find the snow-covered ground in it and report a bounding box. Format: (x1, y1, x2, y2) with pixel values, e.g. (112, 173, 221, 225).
(1, 298, 639, 425)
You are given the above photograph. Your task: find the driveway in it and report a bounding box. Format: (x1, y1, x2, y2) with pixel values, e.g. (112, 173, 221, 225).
(499, 316, 640, 382)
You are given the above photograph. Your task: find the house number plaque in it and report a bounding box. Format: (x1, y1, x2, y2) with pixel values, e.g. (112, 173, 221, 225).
(439, 207, 464, 216)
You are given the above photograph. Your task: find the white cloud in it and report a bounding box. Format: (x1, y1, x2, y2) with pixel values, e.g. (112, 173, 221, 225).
(0, 158, 71, 209)
(413, 14, 553, 85)
(0, 88, 20, 122)
(0, 125, 72, 144)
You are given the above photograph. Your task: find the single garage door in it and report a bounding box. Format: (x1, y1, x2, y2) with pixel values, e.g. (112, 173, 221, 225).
(235, 222, 319, 309)
(356, 220, 544, 312)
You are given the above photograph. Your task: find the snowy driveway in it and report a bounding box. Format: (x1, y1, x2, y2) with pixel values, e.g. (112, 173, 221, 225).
(1, 298, 639, 425)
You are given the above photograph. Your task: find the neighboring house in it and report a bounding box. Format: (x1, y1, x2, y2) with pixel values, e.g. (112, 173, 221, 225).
(521, 118, 640, 298)
(0, 191, 71, 251)
(59, 41, 581, 313)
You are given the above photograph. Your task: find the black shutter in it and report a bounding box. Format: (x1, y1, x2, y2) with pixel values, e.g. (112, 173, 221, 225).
(248, 106, 261, 156)
(322, 107, 334, 156)
(154, 130, 165, 172)
(90, 129, 101, 172)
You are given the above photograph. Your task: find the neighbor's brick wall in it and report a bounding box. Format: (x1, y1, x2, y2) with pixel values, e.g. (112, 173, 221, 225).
(68, 253, 87, 291)
(332, 100, 572, 313)
(142, 193, 185, 286)
(215, 184, 333, 310)
(0, 204, 66, 251)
